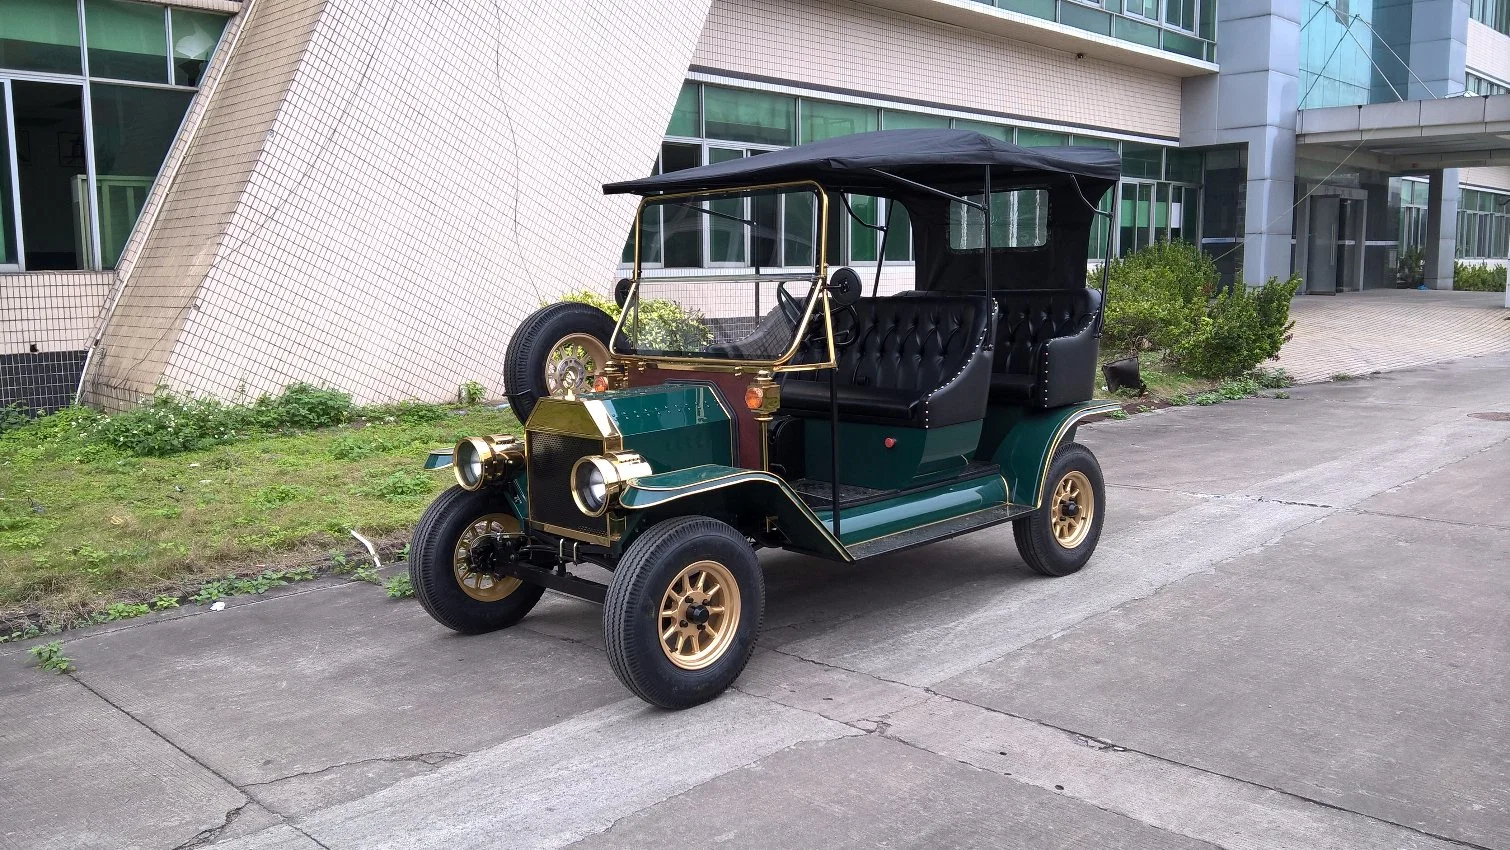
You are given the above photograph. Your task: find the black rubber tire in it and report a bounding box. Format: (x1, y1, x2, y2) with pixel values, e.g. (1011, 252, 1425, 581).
(409, 485, 544, 633)
(503, 302, 616, 423)
(603, 517, 765, 709)
(1012, 442, 1105, 577)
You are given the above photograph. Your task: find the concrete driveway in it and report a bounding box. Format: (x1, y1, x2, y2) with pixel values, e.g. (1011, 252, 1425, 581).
(3, 354, 1508, 850)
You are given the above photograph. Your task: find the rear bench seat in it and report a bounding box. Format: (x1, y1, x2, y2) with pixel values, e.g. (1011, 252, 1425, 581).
(989, 287, 1101, 408)
(780, 294, 993, 428)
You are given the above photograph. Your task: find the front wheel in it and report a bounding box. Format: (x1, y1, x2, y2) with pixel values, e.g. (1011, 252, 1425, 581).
(410, 486, 544, 633)
(503, 302, 616, 423)
(603, 517, 764, 709)
(1013, 442, 1105, 577)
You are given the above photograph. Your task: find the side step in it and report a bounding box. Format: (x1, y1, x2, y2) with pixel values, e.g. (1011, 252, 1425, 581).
(844, 504, 1028, 561)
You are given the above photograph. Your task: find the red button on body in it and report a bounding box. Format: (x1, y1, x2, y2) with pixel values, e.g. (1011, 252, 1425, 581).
(884, 437, 897, 448)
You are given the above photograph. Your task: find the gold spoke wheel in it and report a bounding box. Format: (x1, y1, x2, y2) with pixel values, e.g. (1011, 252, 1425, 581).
(1050, 470, 1095, 549)
(454, 513, 522, 602)
(658, 560, 741, 671)
(543, 332, 610, 397)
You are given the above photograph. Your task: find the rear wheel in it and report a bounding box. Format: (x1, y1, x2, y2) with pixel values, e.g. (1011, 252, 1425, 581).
(604, 517, 764, 709)
(410, 486, 544, 633)
(504, 302, 615, 423)
(1013, 442, 1105, 577)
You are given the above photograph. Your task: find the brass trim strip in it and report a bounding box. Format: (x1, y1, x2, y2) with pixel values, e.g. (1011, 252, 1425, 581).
(532, 521, 615, 548)
(1030, 403, 1119, 510)
(623, 471, 851, 560)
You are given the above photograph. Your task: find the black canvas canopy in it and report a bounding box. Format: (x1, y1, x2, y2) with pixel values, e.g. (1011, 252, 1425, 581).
(603, 129, 1120, 196)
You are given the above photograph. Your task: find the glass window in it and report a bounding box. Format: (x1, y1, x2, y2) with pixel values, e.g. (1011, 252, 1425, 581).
(783, 191, 815, 266)
(801, 99, 877, 143)
(848, 194, 879, 262)
(85, 0, 169, 84)
(658, 143, 702, 267)
(949, 190, 1049, 250)
(883, 200, 913, 262)
(707, 147, 745, 264)
(1121, 143, 1164, 179)
(1125, 0, 1158, 17)
(882, 110, 949, 130)
(1071, 135, 1119, 150)
(953, 119, 1010, 140)
(12, 80, 89, 270)
(90, 82, 192, 267)
(1164, 0, 1197, 30)
(1017, 129, 1069, 147)
(703, 86, 794, 146)
(0, 0, 83, 74)
(1165, 148, 1202, 183)
(170, 8, 227, 87)
(0, 99, 16, 267)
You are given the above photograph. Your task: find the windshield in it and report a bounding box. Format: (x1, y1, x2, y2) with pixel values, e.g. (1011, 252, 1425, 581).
(613, 185, 830, 366)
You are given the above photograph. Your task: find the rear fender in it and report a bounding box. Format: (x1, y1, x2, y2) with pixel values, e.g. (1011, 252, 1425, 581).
(617, 465, 850, 561)
(992, 402, 1118, 507)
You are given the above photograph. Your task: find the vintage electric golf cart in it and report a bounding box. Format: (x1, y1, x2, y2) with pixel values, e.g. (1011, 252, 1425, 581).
(411, 129, 1120, 708)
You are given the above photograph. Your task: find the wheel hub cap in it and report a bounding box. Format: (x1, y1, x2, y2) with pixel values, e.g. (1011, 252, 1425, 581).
(453, 514, 523, 602)
(1051, 471, 1095, 550)
(659, 560, 741, 671)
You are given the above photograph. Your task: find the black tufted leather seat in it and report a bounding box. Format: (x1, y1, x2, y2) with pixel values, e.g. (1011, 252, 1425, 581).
(990, 288, 1101, 408)
(781, 295, 994, 428)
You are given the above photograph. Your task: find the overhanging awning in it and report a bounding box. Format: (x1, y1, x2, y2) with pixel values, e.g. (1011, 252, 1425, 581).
(1296, 95, 1510, 171)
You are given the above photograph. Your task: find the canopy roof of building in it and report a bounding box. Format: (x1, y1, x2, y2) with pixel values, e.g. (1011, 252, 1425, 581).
(1296, 95, 1510, 171)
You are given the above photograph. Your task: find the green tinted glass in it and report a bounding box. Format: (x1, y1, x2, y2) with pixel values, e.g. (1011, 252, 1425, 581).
(667, 82, 699, 137)
(1017, 129, 1069, 147)
(0, 0, 83, 74)
(170, 8, 227, 87)
(704, 86, 794, 146)
(91, 82, 193, 267)
(1165, 149, 1202, 183)
(848, 195, 879, 262)
(1121, 143, 1164, 179)
(0, 108, 14, 265)
(953, 119, 1010, 141)
(86, 0, 168, 83)
(882, 110, 949, 130)
(801, 100, 877, 143)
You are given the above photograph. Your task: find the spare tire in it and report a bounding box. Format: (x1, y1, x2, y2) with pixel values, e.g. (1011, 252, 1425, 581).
(504, 302, 616, 423)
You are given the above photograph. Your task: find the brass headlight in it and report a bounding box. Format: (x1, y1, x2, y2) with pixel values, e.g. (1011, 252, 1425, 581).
(453, 434, 523, 491)
(570, 451, 652, 516)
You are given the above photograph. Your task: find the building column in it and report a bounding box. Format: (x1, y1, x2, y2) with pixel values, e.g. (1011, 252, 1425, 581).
(1424, 168, 1460, 290)
(1407, 0, 1468, 99)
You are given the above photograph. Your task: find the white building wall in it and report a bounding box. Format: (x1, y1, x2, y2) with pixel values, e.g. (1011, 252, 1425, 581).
(1466, 18, 1510, 86)
(694, 0, 1184, 139)
(92, 0, 709, 407)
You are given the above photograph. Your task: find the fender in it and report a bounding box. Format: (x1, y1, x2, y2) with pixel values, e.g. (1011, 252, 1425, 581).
(991, 401, 1119, 507)
(618, 464, 851, 561)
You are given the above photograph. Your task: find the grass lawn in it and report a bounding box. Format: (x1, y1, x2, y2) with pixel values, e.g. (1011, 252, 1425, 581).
(0, 403, 521, 629)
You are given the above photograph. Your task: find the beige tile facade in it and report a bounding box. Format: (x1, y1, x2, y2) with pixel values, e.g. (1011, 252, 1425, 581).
(693, 0, 1184, 139)
(84, 0, 711, 408)
(0, 273, 114, 355)
(1466, 19, 1510, 87)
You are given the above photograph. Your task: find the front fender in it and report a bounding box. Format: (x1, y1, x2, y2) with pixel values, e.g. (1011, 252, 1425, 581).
(993, 401, 1118, 507)
(618, 465, 850, 561)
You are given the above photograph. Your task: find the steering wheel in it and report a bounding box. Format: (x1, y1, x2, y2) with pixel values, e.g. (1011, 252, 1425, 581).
(775, 281, 805, 328)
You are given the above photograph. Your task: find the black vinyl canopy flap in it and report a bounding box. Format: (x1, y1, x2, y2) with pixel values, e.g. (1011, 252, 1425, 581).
(603, 129, 1121, 196)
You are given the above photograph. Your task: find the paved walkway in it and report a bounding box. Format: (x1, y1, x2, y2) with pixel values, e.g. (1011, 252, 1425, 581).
(1275, 289, 1510, 383)
(2, 355, 1508, 850)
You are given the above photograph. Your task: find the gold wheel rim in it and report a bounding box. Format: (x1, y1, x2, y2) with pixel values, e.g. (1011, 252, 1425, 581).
(544, 332, 610, 397)
(659, 560, 741, 671)
(1051, 470, 1095, 549)
(454, 513, 523, 601)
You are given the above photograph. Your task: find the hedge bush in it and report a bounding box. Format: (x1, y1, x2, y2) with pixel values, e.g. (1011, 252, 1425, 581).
(1099, 241, 1214, 353)
(1097, 241, 1300, 379)
(1454, 262, 1507, 293)
(559, 289, 712, 351)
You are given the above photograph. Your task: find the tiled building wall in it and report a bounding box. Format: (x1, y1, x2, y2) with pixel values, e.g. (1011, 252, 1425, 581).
(83, 0, 324, 409)
(1466, 18, 1510, 84)
(0, 272, 114, 412)
(693, 0, 1184, 139)
(87, 0, 710, 408)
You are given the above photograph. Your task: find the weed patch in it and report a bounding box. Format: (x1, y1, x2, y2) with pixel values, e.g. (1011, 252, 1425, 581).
(29, 641, 73, 674)
(385, 575, 414, 598)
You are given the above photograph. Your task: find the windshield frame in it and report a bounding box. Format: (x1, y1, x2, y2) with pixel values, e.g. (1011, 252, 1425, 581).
(612, 180, 835, 373)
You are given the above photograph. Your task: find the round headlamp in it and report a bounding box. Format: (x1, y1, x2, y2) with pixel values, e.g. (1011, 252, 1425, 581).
(454, 437, 491, 491)
(570, 452, 652, 517)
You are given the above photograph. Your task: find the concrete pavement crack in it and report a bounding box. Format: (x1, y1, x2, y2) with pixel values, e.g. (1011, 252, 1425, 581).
(287, 823, 334, 850)
(242, 751, 464, 789)
(169, 800, 254, 850)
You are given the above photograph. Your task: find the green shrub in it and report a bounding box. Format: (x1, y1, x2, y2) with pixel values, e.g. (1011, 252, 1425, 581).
(250, 383, 354, 429)
(1173, 275, 1300, 379)
(98, 392, 247, 456)
(360, 400, 448, 425)
(558, 290, 713, 352)
(1397, 247, 1425, 287)
(0, 404, 29, 436)
(1098, 241, 1215, 353)
(1454, 262, 1506, 292)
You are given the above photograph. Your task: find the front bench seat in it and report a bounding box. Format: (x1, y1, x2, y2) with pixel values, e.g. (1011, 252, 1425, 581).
(991, 287, 1102, 408)
(781, 294, 994, 428)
